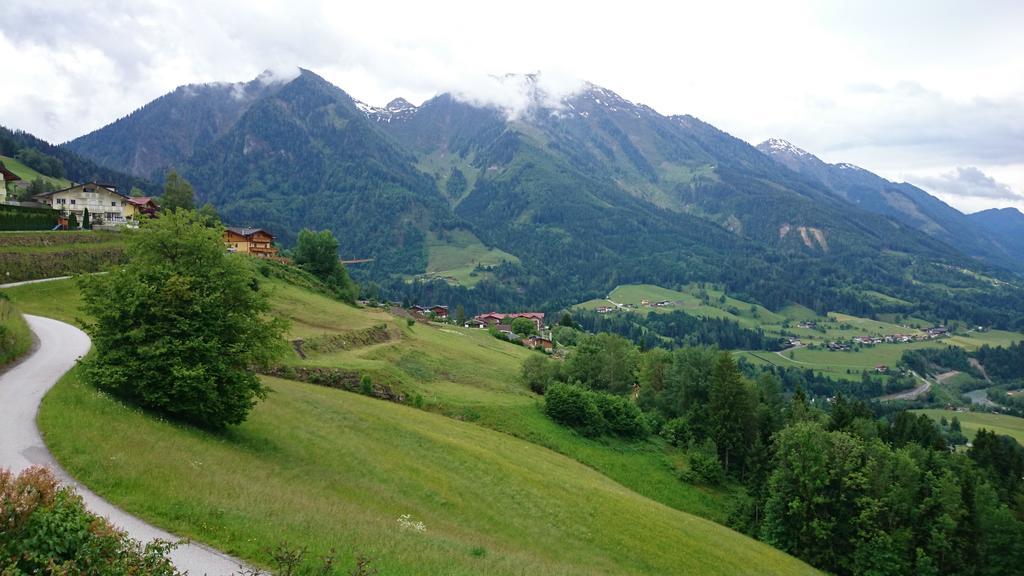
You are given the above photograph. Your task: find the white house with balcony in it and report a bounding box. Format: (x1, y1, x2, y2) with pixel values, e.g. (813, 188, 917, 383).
(32, 182, 139, 226)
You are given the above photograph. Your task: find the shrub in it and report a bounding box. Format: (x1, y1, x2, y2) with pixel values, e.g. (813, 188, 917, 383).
(681, 439, 725, 485)
(0, 466, 181, 574)
(520, 354, 559, 394)
(592, 392, 648, 438)
(544, 382, 605, 436)
(80, 210, 289, 429)
(661, 416, 691, 447)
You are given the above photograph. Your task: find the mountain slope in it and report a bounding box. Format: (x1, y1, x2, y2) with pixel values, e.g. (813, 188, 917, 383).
(0, 125, 158, 195)
(182, 69, 454, 275)
(66, 72, 289, 179)
(54, 70, 1024, 328)
(968, 207, 1024, 260)
(756, 138, 1024, 272)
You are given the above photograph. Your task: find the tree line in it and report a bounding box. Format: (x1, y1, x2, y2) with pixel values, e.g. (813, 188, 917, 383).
(524, 331, 1024, 575)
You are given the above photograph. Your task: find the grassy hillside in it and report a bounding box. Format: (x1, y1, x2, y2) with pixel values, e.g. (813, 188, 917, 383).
(0, 231, 126, 282)
(413, 229, 519, 287)
(40, 367, 817, 575)
(0, 295, 31, 366)
(0, 154, 73, 190)
(17, 271, 818, 575)
(913, 409, 1024, 445)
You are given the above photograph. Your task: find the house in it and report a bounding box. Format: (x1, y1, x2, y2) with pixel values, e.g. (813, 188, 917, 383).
(875, 365, 889, 373)
(472, 311, 546, 331)
(33, 182, 141, 226)
(223, 227, 278, 258)
(429, 305, 449, 318)
(524, 335, 554, 351)
(464, 319, 487, 329)
(124, 196, 160, 218)
(0, 165, 21, 204)
(409, 305, 429, 314)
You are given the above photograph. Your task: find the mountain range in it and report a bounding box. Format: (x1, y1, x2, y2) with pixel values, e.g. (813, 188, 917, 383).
(51, 68, 1024, 326)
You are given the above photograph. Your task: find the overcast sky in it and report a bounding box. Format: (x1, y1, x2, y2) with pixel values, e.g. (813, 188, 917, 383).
(2, 0, 1022, 213)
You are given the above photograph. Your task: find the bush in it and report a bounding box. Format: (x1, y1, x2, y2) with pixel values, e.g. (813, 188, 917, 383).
(592, 392, 648, 438)
(520, 354, 559, 394)
(544, 382, 605, 436)
(661, 416, 691, 447)
(0, 466, 181, 574)
(681, 439, 725, 485)
(544, 382, 647, 439)
(80, 210, 289, 429)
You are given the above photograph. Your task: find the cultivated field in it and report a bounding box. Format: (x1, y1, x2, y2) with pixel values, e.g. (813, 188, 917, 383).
(914, 409, 1024, 445)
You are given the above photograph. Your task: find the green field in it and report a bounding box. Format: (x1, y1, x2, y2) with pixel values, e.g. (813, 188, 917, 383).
(577, 283, 784, 328)
(0, 154, 73, 191)
(0, 231, 126, 282)
(3, 278, 83, 325)
(19, 272, 818, 575)
(414, 229, 519, 287)
(914, 410, 1024, 445)
(0, 297, 31, 366)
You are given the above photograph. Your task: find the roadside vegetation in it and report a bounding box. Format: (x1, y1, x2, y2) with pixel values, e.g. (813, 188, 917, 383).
(0, 292, 31, 367)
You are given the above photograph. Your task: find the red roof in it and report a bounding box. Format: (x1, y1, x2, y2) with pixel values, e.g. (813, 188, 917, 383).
(474, 312, 545, 320)
(0, 166, 20, 182)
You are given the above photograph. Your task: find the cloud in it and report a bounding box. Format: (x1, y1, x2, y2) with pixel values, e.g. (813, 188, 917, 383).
(911, 167, 1024, 201)
(449, 72, 585, 120)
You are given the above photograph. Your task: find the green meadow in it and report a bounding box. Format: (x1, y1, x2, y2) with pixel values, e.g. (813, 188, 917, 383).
(913, 409, 1024, 445)
(14, 271, 818, 575)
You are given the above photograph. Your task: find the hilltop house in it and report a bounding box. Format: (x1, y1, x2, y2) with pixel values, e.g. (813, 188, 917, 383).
(473, 311, 545, 331)
(32, 182, 157, 226)
(223, 227, 278, 258)
(0, 165, 21, 204)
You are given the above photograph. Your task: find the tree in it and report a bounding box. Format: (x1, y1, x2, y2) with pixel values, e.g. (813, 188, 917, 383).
(293, 228, 357, 302)
(510, 317, 537, 337)
(161, 170, 195, 211)
(82, 207, 92, 230)
(455, 304, 466, 325)
(197, 202, 221, 226)
(521, 354, 559, 394)
(559, 312, 575, 328)
(68, 212, 78, 229)
(129, 186, 146, 197)
(708, 352, 757, 475)
(79, 210, 288, 428)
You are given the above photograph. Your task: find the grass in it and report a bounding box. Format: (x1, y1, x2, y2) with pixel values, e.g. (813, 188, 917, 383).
(0, 297, 31, 366)
(913, 409, 1024, 445)
(0, 231, 126, 282)
(2, 278, 83, 325)
(12, 272, 806, 569)
(39, 367, 817, 576)
(0, 155, 73, 190)
(413, 230, 518, 288)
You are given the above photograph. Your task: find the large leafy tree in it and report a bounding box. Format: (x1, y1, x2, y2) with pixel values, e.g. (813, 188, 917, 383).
(293, 228, 357, 302)
(79, 210, 288, 428)
(161, 170, 195, 211)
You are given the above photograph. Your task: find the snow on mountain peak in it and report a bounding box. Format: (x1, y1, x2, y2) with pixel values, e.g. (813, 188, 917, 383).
(761, 138, 811, 158)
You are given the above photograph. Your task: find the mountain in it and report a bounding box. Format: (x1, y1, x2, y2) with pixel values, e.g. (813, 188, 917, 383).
(968, 207, 1024, 259)
(61, 70, 1024, 328)
(65, 71, 289, 179)
(0, 125, 158, 195)
(756, 138, 1024, 272)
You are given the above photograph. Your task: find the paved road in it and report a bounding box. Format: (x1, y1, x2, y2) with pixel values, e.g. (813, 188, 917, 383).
(0, 315, 246, 575)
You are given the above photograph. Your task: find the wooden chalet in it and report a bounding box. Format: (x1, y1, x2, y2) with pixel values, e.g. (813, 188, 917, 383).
(224, 226, 278, 258)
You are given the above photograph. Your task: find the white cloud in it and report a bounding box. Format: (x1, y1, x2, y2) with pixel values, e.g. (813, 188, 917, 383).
(0, 0, 1022, 211)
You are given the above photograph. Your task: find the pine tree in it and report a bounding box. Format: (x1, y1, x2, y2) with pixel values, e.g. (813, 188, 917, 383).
(81, 208, 91, 229)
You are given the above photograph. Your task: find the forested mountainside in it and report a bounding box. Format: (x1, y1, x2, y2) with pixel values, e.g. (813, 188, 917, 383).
(62, 69, 1024, 328)
(968, 207, 1024, 261)
(756, 138, 1024, 272)
(0, 126, 158, 195)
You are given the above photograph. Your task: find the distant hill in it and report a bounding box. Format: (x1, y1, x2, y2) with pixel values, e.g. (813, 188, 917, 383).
(967, 207, 1024, 261)
(60, 69, 1024, 328)
(756, 138, 1024, 272)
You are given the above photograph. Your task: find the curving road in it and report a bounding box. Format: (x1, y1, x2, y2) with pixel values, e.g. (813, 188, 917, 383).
(0, 314, 247, 575)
